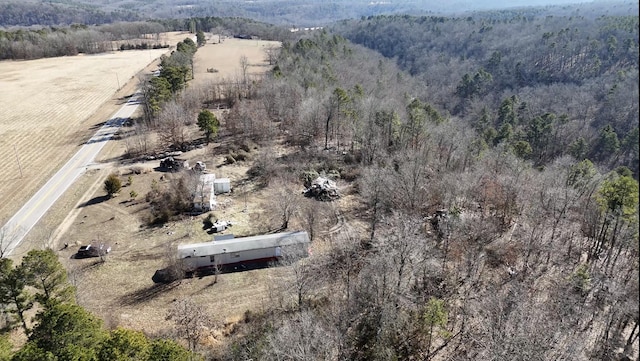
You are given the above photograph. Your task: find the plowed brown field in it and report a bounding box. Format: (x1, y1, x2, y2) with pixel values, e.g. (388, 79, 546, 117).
(0, 32, 195, 226)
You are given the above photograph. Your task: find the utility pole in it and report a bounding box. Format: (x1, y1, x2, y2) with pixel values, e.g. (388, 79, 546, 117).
(116, 73, 120, 90)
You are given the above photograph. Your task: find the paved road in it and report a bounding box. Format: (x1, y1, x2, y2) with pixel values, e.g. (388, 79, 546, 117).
(1, 93, 142, 257)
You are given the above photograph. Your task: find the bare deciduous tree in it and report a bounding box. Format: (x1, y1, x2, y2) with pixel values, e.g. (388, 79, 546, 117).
(269, 178, 301, 231)
(166, 299, 212, 352)
(157, 100, 189, 151)
(299, 198, 329, 242)
(123, 122, 154, 158)
(264, 311, 339, 361)
(359, 165, 388, 242)
(263, 45, 279, 65)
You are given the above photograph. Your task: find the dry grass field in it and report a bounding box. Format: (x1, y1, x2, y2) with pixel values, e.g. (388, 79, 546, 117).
(191, 36, 281, 89)
(0, 32, 194, 227)
(1, 33, 331, 352)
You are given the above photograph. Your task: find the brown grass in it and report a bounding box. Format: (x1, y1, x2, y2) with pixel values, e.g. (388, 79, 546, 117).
(191, 36, 280, 90)
(0, 32, 193, 226)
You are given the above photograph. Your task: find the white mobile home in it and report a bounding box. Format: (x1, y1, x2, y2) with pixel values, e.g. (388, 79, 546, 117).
(178, 231, 310, 272)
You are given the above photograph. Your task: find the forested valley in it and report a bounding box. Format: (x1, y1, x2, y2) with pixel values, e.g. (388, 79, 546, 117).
(332, 3, 639, 177)
(188, 5, 636, 359)
(0, 1, 638, 360)
(0, 0, 581, 28)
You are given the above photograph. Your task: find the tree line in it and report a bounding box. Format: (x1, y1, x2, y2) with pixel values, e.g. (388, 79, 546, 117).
(0, 21, 167, 60)
(0, 16, 293, 61)
(0, 2, 139, 27)
(150, 17, 294, 42)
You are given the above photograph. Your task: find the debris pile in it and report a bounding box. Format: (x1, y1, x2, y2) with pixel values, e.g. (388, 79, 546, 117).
(159, 157, 188, 171)
(193, 161, 206, 172)
(427, 209, 450, 240)
(203, 217, 232, 233)
(211, 220, 231, 233)
(75, 243, 111, 258)
(303, 176, 339, 201)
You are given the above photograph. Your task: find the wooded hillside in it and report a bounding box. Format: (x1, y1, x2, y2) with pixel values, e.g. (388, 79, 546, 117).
(172, 20, 636, 359)
(0, 1, 139, 26)
(332, 4, 639, 177)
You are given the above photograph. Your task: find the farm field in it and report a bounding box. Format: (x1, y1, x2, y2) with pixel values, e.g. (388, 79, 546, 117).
(191, 36, 280, 89)
(0, 32, 194, 228)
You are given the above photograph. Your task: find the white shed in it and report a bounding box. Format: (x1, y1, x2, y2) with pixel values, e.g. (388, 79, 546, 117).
(214, 178, 231, 194)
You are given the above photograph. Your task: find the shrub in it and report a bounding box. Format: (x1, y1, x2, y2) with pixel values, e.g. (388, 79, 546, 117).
(340, 166, 360, 182)
(202, 214, 214, 229)
(129, 166, 145, 174)
(234, 150, 251, 161)
(327, 169, 341, 180)
(104, 174, 122, 197)
(572, 264, 591, 295)
(145, 177, 193, 225)
(240, 139, 257, 153)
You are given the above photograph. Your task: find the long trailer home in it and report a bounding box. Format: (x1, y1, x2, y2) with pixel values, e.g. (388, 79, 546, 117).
(177, 231, 310, 273)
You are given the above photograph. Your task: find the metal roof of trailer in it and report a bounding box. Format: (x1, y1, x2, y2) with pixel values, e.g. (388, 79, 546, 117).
(177, 231, 310, 259)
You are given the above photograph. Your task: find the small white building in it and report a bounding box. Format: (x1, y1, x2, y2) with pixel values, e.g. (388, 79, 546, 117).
(193, 173, 216, 212)
(214, 178, 231, 194)
(178, 231, 310, 272)
(192, 174, 232, 212)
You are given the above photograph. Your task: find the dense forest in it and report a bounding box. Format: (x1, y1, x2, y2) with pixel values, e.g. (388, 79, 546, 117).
(0, 1, 638, 360)
(0, 0, 623, 27)
(332, 7, 639, 177)
(0, 1, 139, 27)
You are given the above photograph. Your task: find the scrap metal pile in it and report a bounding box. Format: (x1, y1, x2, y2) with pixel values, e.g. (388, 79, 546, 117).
(303, 176, 339, 201)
